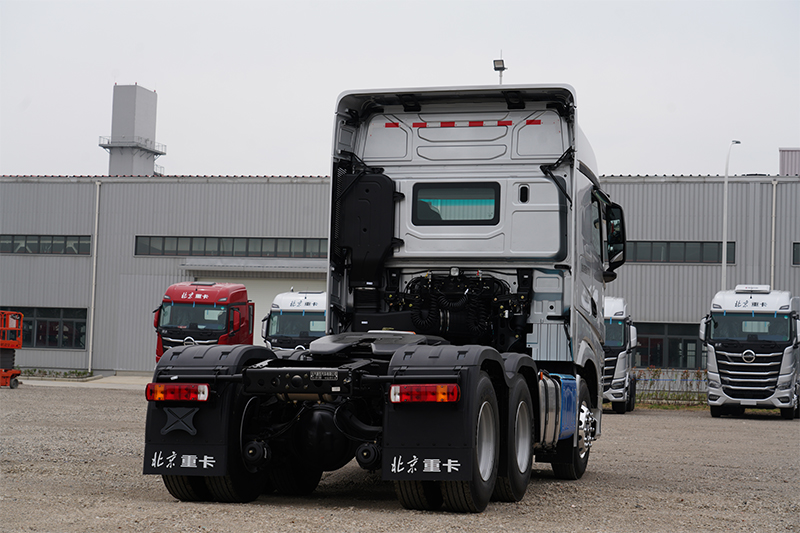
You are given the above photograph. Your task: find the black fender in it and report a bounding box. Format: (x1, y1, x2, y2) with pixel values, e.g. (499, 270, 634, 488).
(382, 344, 505, 482)
(144, 344, 273, 477)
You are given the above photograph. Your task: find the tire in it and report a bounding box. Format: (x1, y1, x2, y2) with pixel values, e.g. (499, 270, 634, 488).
(205, 392, 267, 503)
(268, 460, 323, 496)
(780, 407, 795, 420)
(626, 378, 636, 412)
(552, 380, 593, 480)
(612, 401, 626, 415)
(394, 480, 443, 511)
(441, 371, 499, 513)
(162, 475, 213, 501)
(710, 405, 723, 418)
(9, 377, 19, 389)
(492, 375, 533, 502)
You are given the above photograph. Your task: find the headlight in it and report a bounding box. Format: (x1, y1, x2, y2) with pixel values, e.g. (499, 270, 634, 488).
(611, 380, 625, 390)
(708, 380, 721, 389)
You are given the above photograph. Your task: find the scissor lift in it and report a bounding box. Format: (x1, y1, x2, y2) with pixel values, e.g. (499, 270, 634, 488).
(1, 311, 23, 389)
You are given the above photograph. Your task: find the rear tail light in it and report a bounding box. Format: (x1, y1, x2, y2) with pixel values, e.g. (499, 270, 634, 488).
(389, 383, 460, 403)
(145, 383, 209, 402)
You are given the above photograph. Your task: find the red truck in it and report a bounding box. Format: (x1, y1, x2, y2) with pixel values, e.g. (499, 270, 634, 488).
(153, 282, 254, 362)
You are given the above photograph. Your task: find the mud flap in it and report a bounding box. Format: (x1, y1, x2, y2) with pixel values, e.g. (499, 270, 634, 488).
(143, 344, 272, 477)
(381, 344, 504, 483)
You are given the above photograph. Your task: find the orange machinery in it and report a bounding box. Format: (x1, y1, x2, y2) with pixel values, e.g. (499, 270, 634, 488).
(0, 311, 23, 388)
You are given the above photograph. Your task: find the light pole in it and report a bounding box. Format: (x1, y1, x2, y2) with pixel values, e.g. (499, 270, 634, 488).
(493, 59, 506, 85)
(721, 140, 741, 291)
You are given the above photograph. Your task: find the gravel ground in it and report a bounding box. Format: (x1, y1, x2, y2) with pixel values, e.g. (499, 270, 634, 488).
(1, 380, 798, 533)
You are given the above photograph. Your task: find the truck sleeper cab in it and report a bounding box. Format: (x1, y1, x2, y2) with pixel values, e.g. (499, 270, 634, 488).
(700, 285, 800, 419)
(143, 85, 627, 513)
(154, 282, 254, 362)
(602, 296, 637, 414)
(261, 291, 326, 350)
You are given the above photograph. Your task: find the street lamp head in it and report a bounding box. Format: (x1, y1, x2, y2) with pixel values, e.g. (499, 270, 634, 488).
(493, 59, 506, 72)
(731, 140, 741, 145)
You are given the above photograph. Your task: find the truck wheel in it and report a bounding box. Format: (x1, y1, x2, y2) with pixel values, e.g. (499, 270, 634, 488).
(205, 393, 267, 503)
(9, 377, 19, 389)
(394, 480, 443, 510)
(492, 375, 532, 502)
(612, 401, 626, 414)
(441, 371, 499, 513)
(626, 379, 636, 412)
(162, 475, 213, 501)
(710, 405, 723, 418)
(551, 380, 593, 480)
(780, 407, 795, 420)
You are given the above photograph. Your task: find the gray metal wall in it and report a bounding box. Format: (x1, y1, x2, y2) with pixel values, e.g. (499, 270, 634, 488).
(1, 176, 330, 373)
(2, 174, 797, 372)
(600, 176, 800, 324)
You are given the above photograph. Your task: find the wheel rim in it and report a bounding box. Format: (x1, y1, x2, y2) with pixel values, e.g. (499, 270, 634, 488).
(514, 401, 532, 473)
(576, 401, 595, 459)
(476, 400, 497, 481)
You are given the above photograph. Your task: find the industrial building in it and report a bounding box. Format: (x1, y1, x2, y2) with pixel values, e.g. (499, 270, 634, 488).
(1, 85, 798, 374)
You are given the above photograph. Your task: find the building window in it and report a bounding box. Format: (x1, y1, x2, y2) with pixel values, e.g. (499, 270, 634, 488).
(0, 307, 87, 349)
(628, 241, 734, 264)
(635, 322, 704, 369)
(134, 236, 328, 259)
(0, 235, 91, 255)
(793, 243, 800, 265)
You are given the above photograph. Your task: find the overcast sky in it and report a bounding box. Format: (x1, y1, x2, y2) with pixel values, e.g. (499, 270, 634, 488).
(1, 0, 798, 178)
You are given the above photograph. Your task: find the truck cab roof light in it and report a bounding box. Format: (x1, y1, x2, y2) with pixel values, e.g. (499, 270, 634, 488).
(389, 383, 460, 404)
(145, 383, 209, 402)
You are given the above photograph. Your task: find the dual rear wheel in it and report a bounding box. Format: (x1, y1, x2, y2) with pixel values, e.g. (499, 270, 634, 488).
(396, 372, 536, 512)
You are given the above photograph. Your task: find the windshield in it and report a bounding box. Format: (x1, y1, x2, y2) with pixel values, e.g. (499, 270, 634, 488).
(604, 320, 626, 348)
(268, 311, 326, 338)
(159, 303, 228, 331)
(709, 312, 792, 342)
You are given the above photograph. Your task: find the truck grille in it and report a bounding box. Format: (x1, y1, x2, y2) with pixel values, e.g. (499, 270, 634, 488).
(715, 349, 783, 400)
(602, 348, 620, 392)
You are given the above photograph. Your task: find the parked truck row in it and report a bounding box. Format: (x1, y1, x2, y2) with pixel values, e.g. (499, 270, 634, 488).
(143, 84, 628, 512)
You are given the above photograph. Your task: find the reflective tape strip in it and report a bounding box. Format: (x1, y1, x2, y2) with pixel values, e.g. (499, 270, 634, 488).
(384, 119, 542, 128)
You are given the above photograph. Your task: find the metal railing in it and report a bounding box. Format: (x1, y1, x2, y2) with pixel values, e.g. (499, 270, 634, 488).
(98, 136, 166, 155)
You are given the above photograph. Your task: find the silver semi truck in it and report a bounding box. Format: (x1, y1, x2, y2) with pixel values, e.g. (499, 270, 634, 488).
(700, 285, 800, 419)
(143, 85, 627, 512)
(602, 296, 637, 414)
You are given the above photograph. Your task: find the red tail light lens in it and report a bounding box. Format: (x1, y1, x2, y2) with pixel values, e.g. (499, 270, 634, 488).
(389, 384, 460, 403)
(145, 383, 209, 402)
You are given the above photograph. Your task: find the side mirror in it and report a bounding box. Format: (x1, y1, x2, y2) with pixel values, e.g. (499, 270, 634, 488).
(699, 317, 708, 342)
(261, 315, 269, 341)
(606, 203, 626, 273)
(630, 325, 638, 350)
(231, 307, 242, 331)
(153, 308, 160, 329)
(795, 319, 800, 345)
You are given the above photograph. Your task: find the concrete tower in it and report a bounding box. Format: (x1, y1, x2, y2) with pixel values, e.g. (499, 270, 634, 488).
(99, 84, 166, 176)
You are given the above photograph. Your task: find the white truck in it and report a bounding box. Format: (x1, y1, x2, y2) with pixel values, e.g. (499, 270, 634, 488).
(261, 291, 326, 350)
(602, 297, 637, 414)
(143, 85, 628, 512)
(700, 285, 800, 419)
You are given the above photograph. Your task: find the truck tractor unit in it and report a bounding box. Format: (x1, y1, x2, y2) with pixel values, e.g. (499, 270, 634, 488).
(602, 297, 637, 414)
(144, 85, 627, 512)
(153, 282, 254, 362)
(700, 285, 800, 419)
(261, 291, 327, 350)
